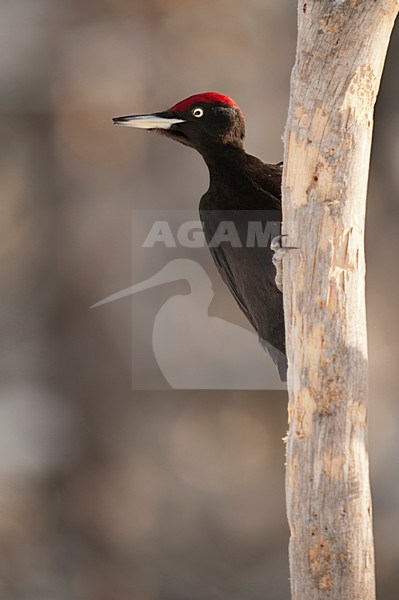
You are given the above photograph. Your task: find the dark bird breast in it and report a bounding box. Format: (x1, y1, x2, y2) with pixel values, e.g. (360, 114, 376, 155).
(199, 155, 287, 381)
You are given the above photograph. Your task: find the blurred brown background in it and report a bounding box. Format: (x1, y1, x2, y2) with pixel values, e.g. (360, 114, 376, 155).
(0, 1, 398, 598)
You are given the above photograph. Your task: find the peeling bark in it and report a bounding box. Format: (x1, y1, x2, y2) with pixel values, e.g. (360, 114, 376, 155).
(282, 1, 398, 598)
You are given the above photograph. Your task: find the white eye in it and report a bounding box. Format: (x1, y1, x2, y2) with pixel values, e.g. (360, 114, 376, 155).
(192, 107, 204, 118)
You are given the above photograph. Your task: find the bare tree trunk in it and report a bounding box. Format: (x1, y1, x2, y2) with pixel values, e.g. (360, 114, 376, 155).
(282, 2, 398, 598)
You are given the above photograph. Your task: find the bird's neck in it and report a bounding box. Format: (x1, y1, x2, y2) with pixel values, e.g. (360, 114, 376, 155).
(199, 144, 247, 176)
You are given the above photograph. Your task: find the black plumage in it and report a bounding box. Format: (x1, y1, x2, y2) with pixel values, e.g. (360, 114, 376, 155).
(199, 154, 286, 381)
(113, 92, 287, 381)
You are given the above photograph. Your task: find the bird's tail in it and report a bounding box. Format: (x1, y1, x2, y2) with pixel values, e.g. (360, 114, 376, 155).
(277, 360, 288, 383)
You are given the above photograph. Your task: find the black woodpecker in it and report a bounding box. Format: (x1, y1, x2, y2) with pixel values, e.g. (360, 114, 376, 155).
(113, 92, 288, 381)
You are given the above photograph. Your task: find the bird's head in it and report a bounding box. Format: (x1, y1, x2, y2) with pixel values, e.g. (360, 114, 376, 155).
(112, 92, 245, 153)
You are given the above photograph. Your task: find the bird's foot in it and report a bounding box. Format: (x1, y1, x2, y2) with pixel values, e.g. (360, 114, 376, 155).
(271, 234, 298, 292)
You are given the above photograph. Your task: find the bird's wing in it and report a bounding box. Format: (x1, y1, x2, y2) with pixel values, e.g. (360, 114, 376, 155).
(208, 243, 258, 333)
(208, 242, 287, 381)
(245, 156, 283, 207)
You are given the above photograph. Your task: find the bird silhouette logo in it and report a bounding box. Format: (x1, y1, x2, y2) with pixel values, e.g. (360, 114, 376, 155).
(92, 258, 286, 390)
